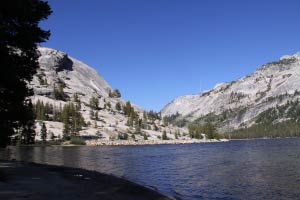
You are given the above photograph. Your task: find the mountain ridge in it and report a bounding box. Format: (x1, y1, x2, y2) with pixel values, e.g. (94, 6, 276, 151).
(161, 52, 300, 132)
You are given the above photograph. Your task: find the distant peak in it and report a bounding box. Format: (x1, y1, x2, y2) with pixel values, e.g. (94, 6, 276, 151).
(280, 52, 300, 60)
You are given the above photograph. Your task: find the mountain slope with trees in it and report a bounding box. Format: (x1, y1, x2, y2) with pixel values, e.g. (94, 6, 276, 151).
(162, 53, 300, 138)
(30, 47, 193, 144)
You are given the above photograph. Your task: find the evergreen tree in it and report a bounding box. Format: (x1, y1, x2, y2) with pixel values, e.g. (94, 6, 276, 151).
(53, 105, 62, 122)
(204, 123, 217, 139)
(41, 122, 47, 143)
(115, 102, 122, 111)
(135, 120, 141, 134)
(143, 133, 148, 140)
(62, 103, 84, 139)
(113, 89, 121, 98)
(73, 93, 80, 103)
(118, 133, 128, 140)
(123, 101, 132, 116)
(19, 101, 36, 144)
(162, 130, 168, 140)
(163, 116, 169, 126)
(109, 89, 121, 98)
(89, 96, 99, 110)
(0, 0, 51, 147)
(53, 84, 66, 101)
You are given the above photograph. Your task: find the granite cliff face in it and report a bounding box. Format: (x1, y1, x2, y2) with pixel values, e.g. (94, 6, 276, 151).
(161, 53, 300, 131)
(32, 47, 111, 99)
(31, 47, 188, 141)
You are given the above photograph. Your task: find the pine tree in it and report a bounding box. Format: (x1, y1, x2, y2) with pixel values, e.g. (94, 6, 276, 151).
(89, 97, 99, 110)
(0, 0, 51, 147)
(113, 89, 121, 98)
(115, 102, 122, 111)
(41, 122, 47, 143)
(53, 105, 62, 122)
(123, 101, 132, 116)
(162, 130, 168, 140)
(62, 103, 84, 139)
(19, 101, 36, 144)
(143, 133, 148, 140)
(53, 84, 66, 101)
(135, 121, 141, 134)
(109, 89, 121, 98)
(73, 93, 80, 102)
(175, 131, 179, 139)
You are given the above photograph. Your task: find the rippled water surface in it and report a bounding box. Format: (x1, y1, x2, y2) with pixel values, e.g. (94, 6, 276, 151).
(2, 139, 300, 200)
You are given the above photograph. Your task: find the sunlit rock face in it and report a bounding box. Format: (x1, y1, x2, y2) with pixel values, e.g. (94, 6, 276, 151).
(31, 47, 188, 141)
(161, 53, 300, 131)
(34, 47, 112, 101)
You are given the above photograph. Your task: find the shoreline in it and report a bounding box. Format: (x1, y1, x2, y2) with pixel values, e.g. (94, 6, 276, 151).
(84, 138, 229, 146)
(7, 139, 229, 148)
(0, 160, 175, 200)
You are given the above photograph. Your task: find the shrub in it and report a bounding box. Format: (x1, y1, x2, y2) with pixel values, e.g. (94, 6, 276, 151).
(70, 137, 86, 145)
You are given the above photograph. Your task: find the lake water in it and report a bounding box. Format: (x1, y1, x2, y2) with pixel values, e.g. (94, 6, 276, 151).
(1, 139, 300, 200)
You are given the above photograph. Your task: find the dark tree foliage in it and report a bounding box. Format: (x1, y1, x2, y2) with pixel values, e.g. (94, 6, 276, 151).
(228, 100, 300, 139)
(40, 122, 47, 143)
(188, 122, 220, 139)
(62, 103, 85, 139)
(109, 89, 121, 98)
(89, 96, 99, 110)
(0, 0, 52, 147)
(162, 130, 168, 140)
(115, 102, 122, 111)
(147, 110, 161, 121)
(163, 112, 180, 126)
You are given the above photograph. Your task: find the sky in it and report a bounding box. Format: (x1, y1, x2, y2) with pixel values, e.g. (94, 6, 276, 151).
(41, 0, 300, 111)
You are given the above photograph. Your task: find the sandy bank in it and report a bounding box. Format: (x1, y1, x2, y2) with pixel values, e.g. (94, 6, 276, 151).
(0, 160, 174, 200)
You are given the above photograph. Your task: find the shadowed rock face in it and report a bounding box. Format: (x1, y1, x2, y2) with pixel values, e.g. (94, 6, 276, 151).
(38, 48, 73, 72)
(161, 53, 300, 130)
(54, 54, 73, 72)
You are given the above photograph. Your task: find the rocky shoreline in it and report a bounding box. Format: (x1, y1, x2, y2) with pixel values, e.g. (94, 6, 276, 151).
(85, 139, 229, 146)
(0, 160, 174, 200)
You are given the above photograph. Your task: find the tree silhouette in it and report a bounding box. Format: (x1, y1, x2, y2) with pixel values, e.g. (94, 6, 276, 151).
(0, 0, 52, 147)
(40, 122, 47, 143)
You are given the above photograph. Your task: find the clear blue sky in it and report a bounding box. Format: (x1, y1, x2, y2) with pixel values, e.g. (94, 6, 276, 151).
(41, 0, 300, 111)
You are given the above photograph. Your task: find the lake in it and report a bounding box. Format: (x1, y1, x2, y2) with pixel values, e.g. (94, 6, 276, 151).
(1, 138, 300, 200)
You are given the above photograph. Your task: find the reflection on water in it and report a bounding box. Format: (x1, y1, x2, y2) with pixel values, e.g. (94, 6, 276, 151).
(1, 139, 300, 200)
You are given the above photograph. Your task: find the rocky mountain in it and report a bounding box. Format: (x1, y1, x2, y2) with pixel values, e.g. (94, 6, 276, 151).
(31, 47, 188, 143)
(161, 53, 300, 133)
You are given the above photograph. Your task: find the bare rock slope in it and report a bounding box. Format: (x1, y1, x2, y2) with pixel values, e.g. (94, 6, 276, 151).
(161, 53, 300, 131)
(31, 47, 187, 142)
